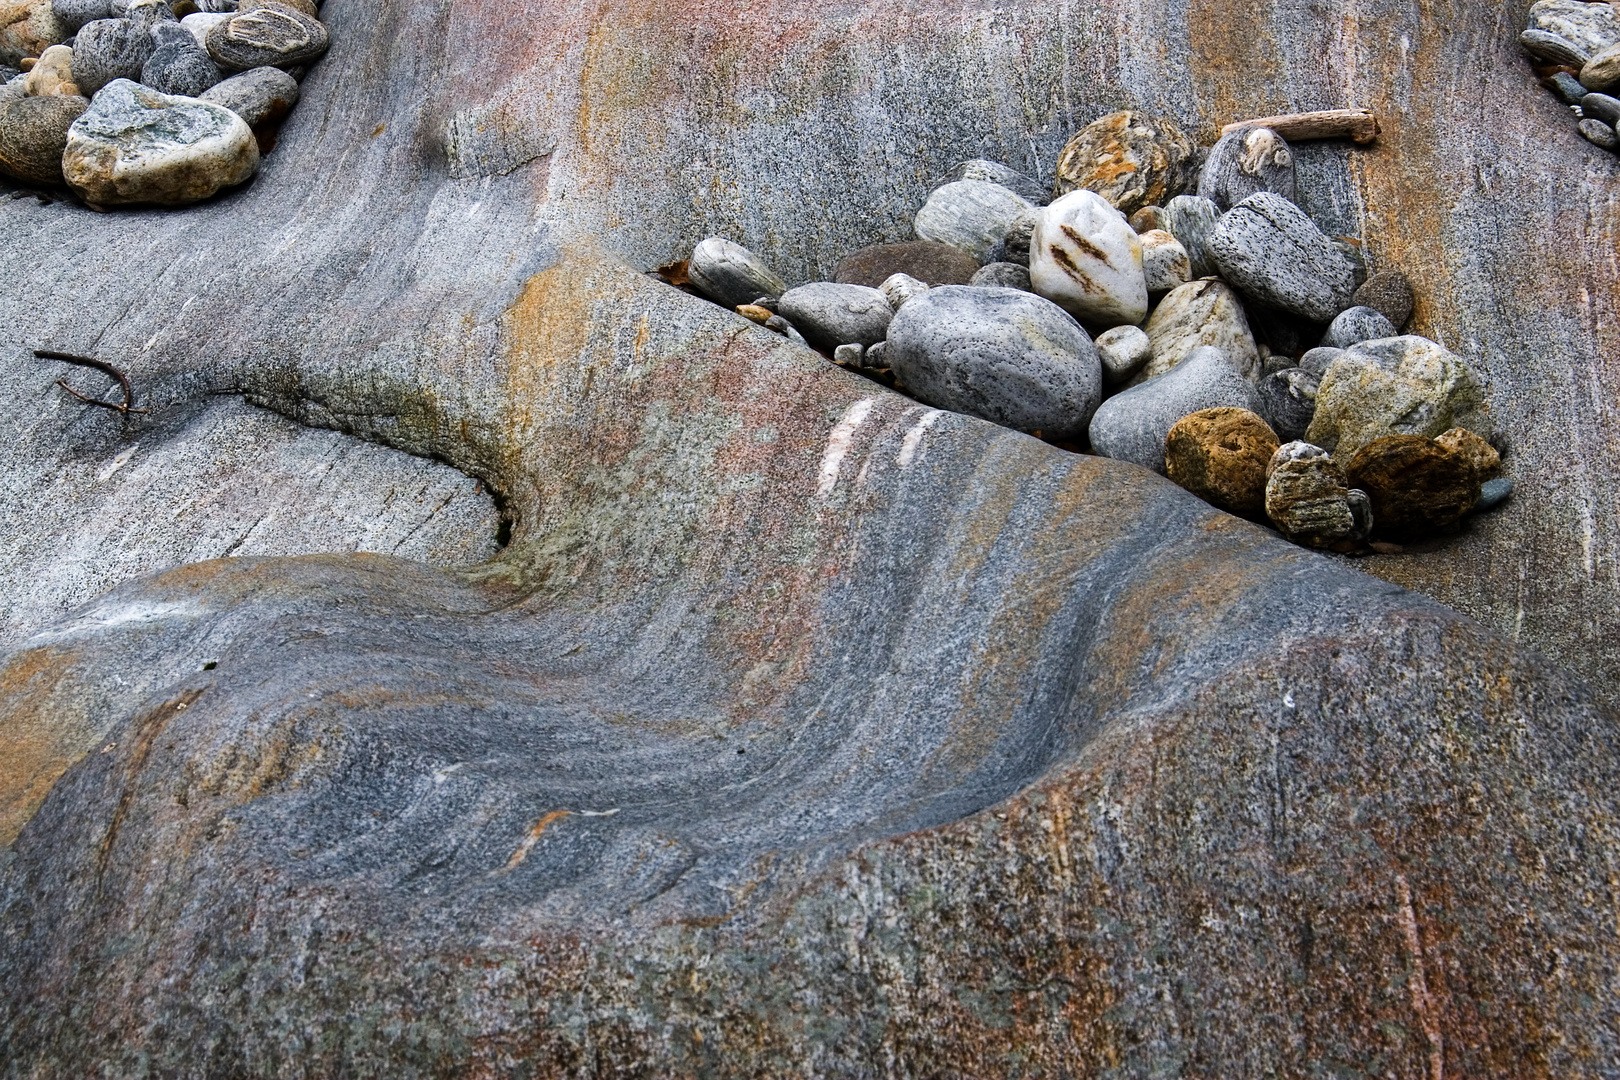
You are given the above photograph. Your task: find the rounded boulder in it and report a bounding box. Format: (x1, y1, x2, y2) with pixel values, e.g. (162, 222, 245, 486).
(0, 90, 86, 184)
(1344, 434, 1482, 538)
(1052, 110, 1197, 215)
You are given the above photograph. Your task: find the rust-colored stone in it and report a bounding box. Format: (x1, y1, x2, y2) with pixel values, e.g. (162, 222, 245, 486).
(1164, 406, 1279, 515)
(1435, 425, 1501, 477)
(1346, 434, 1482, 538)
(1051, 110, 1198, 215)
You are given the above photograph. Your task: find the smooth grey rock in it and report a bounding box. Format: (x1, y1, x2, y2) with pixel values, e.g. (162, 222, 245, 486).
(913, 178, 1034, 263)
(687, 236, 786, 309)
(180, 10, 231, 46)
(1477, 476, 1513, 512)
(1160, 193, 1221, 278)
(1257, 367, 1319, 441)
(1028, 188, 1147, 325)
(149, 21, 196, 48)
(62, 78, 257, 205)
(1529, 0, 1620, 56)
(941, 158, 1046, 204)
(762, 313, 808, 347)
(1549, 71, 1590, 105)
(1351, 270, 1415, 329)
(1095, 323, 1152, 386)
(50, 0, 112, 31)
(878, 272, 928, 310)
(1320, 305, 1398, 349)
(969, 261, 1031, 290)
(1578, 117, 1619, 150)
(1520, 28, 1591, 68)
(832, 342, 863, 365)
(204, 1, 327, 71)
(886, 285, 1101, 441)
(70, 17, 152, 95)
(1298, 346, 1346, 377)
(1584, 91, 1620, 124)
(198, 64, 295, 126)
(139, 40, 221, 96)
(777, 281, 892, 350)
(1089, 345, 1262, 473)
(1138, 229, 1189, 293)
(1197, 125, 1296, 211)
(1137, 278, 1260, 385)
(1209, 192, 1358, 322)
(1307, 335, 1494, 459)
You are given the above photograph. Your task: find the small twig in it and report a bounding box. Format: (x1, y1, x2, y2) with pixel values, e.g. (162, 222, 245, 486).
(35, 349, 148, 414)
(1220, 108, 1380, 144)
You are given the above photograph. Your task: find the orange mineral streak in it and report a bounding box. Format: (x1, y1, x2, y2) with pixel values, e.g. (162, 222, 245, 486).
(0, 645, 84, 848)
(503, 810, 572, 870)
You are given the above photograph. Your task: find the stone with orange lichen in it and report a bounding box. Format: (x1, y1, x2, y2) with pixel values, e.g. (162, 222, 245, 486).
(1051, 110, 1197, 216)
(1435, 425, 1501, 477)
(1164, 407, 1279, 515)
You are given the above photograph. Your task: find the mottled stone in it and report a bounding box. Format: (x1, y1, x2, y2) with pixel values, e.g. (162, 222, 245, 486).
(941, 157, 1046, 204)
(1090, 345, 1262, 474)
(1138, 229, 1189, 293)
(1344, 434, 1481, 538)
(886, 285, 1100, 441)
(1127, 205, 1163, 233)
(877, 272, 928, 311)
(139, 40, 220, 96)
(686, 236, 786, 309)
(1529, 0, 1620, 56)
(68, 16, 150, 94)
(1477, 476, 1513, 512)
(1160, 193, 1220, 278)
(860, 338, 887, 368)
(240, 0, 314, 14)
(832, 342, 863, 365)
(0, 87, 82, 182)
(1331, 237, 1369, 289)
(912, 179, 1034, 263)
(1164, 407, 1279, 516)
(1137, 278, 1260, 385)
(1581, 42, 1620, 90)
(961, 262, 1024, 292)
(1435, 425, 1501, 477)
(62, 78, 256, 205)
(1346, 487, 1374, 542)
(1351, 270, 1414, 328)
(1578, 117, 1618, 150)
(49, 0, 111, 31)
(150, 21, 198, 48)
(1028, 188, 1147, 326)
(1256, 367, 1318, 441)
(1197, 125, 1296, 211)
(1264, 441, 1357, 546)
(120, 0, 173, 32)
(832, 240, 977, 288)
(1584, 91, 1620, 124)
(0, 0, 67, 66)
(1320, 305, 1398, 349)
(1520, 28, 1591, 68)
(1051, 110, 1197, 216)
(204, 0, 326, 71)
(1209, 192, 1357, 322)
(777, 281, 892, 350)
(1306, 335, 1493, 459)
(20, 41, 73, 94)
(197, 64, 294, 127)
(1548, 70, 1590, 105)
(993, 205, 1041, 265)
(1095, 323, 1152, 386)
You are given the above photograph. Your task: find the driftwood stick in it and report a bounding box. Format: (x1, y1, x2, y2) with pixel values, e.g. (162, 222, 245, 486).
(35, 349, 147, 414)
(1220, 109, 1380, 144)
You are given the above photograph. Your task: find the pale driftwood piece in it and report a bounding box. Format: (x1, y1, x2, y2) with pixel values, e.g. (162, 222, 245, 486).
(1220, 109, 1381, 144)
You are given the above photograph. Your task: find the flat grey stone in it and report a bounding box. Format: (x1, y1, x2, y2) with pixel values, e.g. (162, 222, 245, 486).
(139, 41, 222, 97)
(687, 236, 786, 309)
(969, 261, 1031, 291)
(1320, 305, 1398, 349)
(777, 281, 892, 350)
(1197, 125, 1296, 211)
(1477, 476, 1513, 512)
(1095, 323, 1152, 386)
(1089, 345, 1262, 473)
(1256, 367, 1318, 441)
(1209, 192, 1358, 322)
(913, 178, 1034, 263)
(1520, 28, 1591, 68)
(886, 284, 1100, 441)
(1160, 193, 1221, 278)
(198, 64, 297, 127)
(1550, 71, 1590, 105)
(941, 158, 1046, 204)
(70, 17, 154, 95)
(1578, 118, 1619, 150)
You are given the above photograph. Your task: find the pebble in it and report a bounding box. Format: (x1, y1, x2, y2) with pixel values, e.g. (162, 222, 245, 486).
(1584, 91, 1620, 124)
(832, 343, 864, 366)
(180, 11, 232, 46)
(240, 0, 316, 14)
(205, 1, 327, 71)
(1582, 43, 1620, 91)
(735, 304, 772, 325)
(198, 64, 296, 127)
(886, 285, 1101, 442)
(140, 40, 221, 95)
(70, 16, 155, 94)
(1160, 194, 1221, 278)
(1164, 407, 1280, 516)
(1094, 324, 1152, 387)
(763, 314, 808, 348)
(878, 272, 929, 311)
(1197, 125, 1296, 211)
(62, 77, 257, 204)
(1051, 110, 1198, 216)
(992, 206, 1041, 265)
(1528, 0, 1620, 56)
(1137, 278, 1260, 385)
(1351, 269, 1414, 328)
(941, 158, 1046, 204)
(1549, 70, 1591, 104)
(1578, 117, 1619, 149)
(0, 0, 67, 67)
(1263, 442, 1358, 547)
(1297, 347, 1344, 376)
(970, 261, 1031, 290)
(1089, 345, 1262, 474)
(687, 237, 786, 309)
(1520, 27, 1592, 68)
(22, 43, 76, 95)
(0, 90, 86, 183)
(1346, 488, 1374, 543)
(1305, 334, 1494, 460)
(1344, 434, 1481, 538)
(1138, 229, 1190, 293)
(1127, 205, 1163, 234)
(1320, 305, 1398, 349)
(913, 179, 1035, 263)
(1476, 476, 1513, 512)
(1256, 367, 1318, 441)
(777, 282, 892, 350)
(832, 240, 977, 287)
(862, 340, 889, 368)
(1434, 426, 1501, 477)
(1028, 188, 1148, 326)
(51, 0, 112, 31)
(1209, 192, 1358, 323)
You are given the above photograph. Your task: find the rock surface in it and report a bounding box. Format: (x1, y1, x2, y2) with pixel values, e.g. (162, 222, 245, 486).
(1028, 188, 1147, 325)
(886, 284, 1100, 440)
(833, 240, 977, 287)
(1344, 433, 1482, 538)
(0, 90, 84, 183)
(1307, 335, 1493, 459)
(1209, 192, 1358, 322)
(686, 236, 785, 308)
(62, 77, 257, 205)
(1090, 345, 1262, 473)
(1050, 109, 1197, 215)
(1320, 304, 1397, 348)
(49, 0, 111, 31)
(69, 16, 151, 94)
(1137, 277, 1260, 384)
(1138, 228, 1190, 292)
(1256, 366, 1318, 440)
(1197, 125, 1296, 210)
(21, 42, 75, 96)
(777, 281, 892, 349)
(940, 157, 1046, 204)
(968, 260, 1030, 290)
(0, 0, 66, 66)
(1351, 269, 1414, 328)
(140, 40, 222, 97)
(1160, 194, 1220, 278)
(912, 178, 1034, 263)
(1163, 406, 1279, 515)
(198, 64, 297, 127)
(1529, 0, 1620, 56)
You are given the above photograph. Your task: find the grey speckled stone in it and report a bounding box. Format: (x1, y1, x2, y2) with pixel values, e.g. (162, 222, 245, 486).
(687, 236, 785, 309)
(1306, 335, 1494, 459)
(50, 0, 113, 31)
(1298, 346, 1345, 377)
(1209, 192, 1357, 322)
(1197, 125, 1296, 211)
(1520, 28, 1591, 68)
(777, 281, 892, 350)
(886, 284, 1100, 440)
(1578, 118, 1619, 150)
(1256, 367, 1318, 442)
(198, 64, 296, 127)
(969, 261, 1031, 291)
(1351, 270, 1415, 329)
(204, 1, 327, 71)
(1138, 278, 1260, 385)
(1160, 194, 1220, 278)
(1529, 0, 1620, 56)
(878, 272, 928, 310)
(913, 178, 1034, 263)
(1549, 71, 1590, 105)
(1095, 323, 1152, 386)
(941, 158, 1046, 204)
(1320, 305, 1397, 349)
(70, 17, 153, 95)
(1089, 345, 1262, 473)
(139, 41, 222, 97)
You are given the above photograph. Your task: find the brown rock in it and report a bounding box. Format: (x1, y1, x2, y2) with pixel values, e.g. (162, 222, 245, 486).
(1350, 269, 1415, 329)
(1435, 426, 1500, 478)
(735, 303, 772, 324)
(1128, 205, 1164, 233)
(1264, 441, 1357, 546)
(0, 0, 66, 67)
(1580, 42, 1620, 92)
(1164, 407, 1279, 516)
(21, 43, 76, 96)
(832, 241, 978, 288)
(0, 91, 86, 185)
(1051, 110, 1198, 215)
(1345, 434, 1482, 538)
